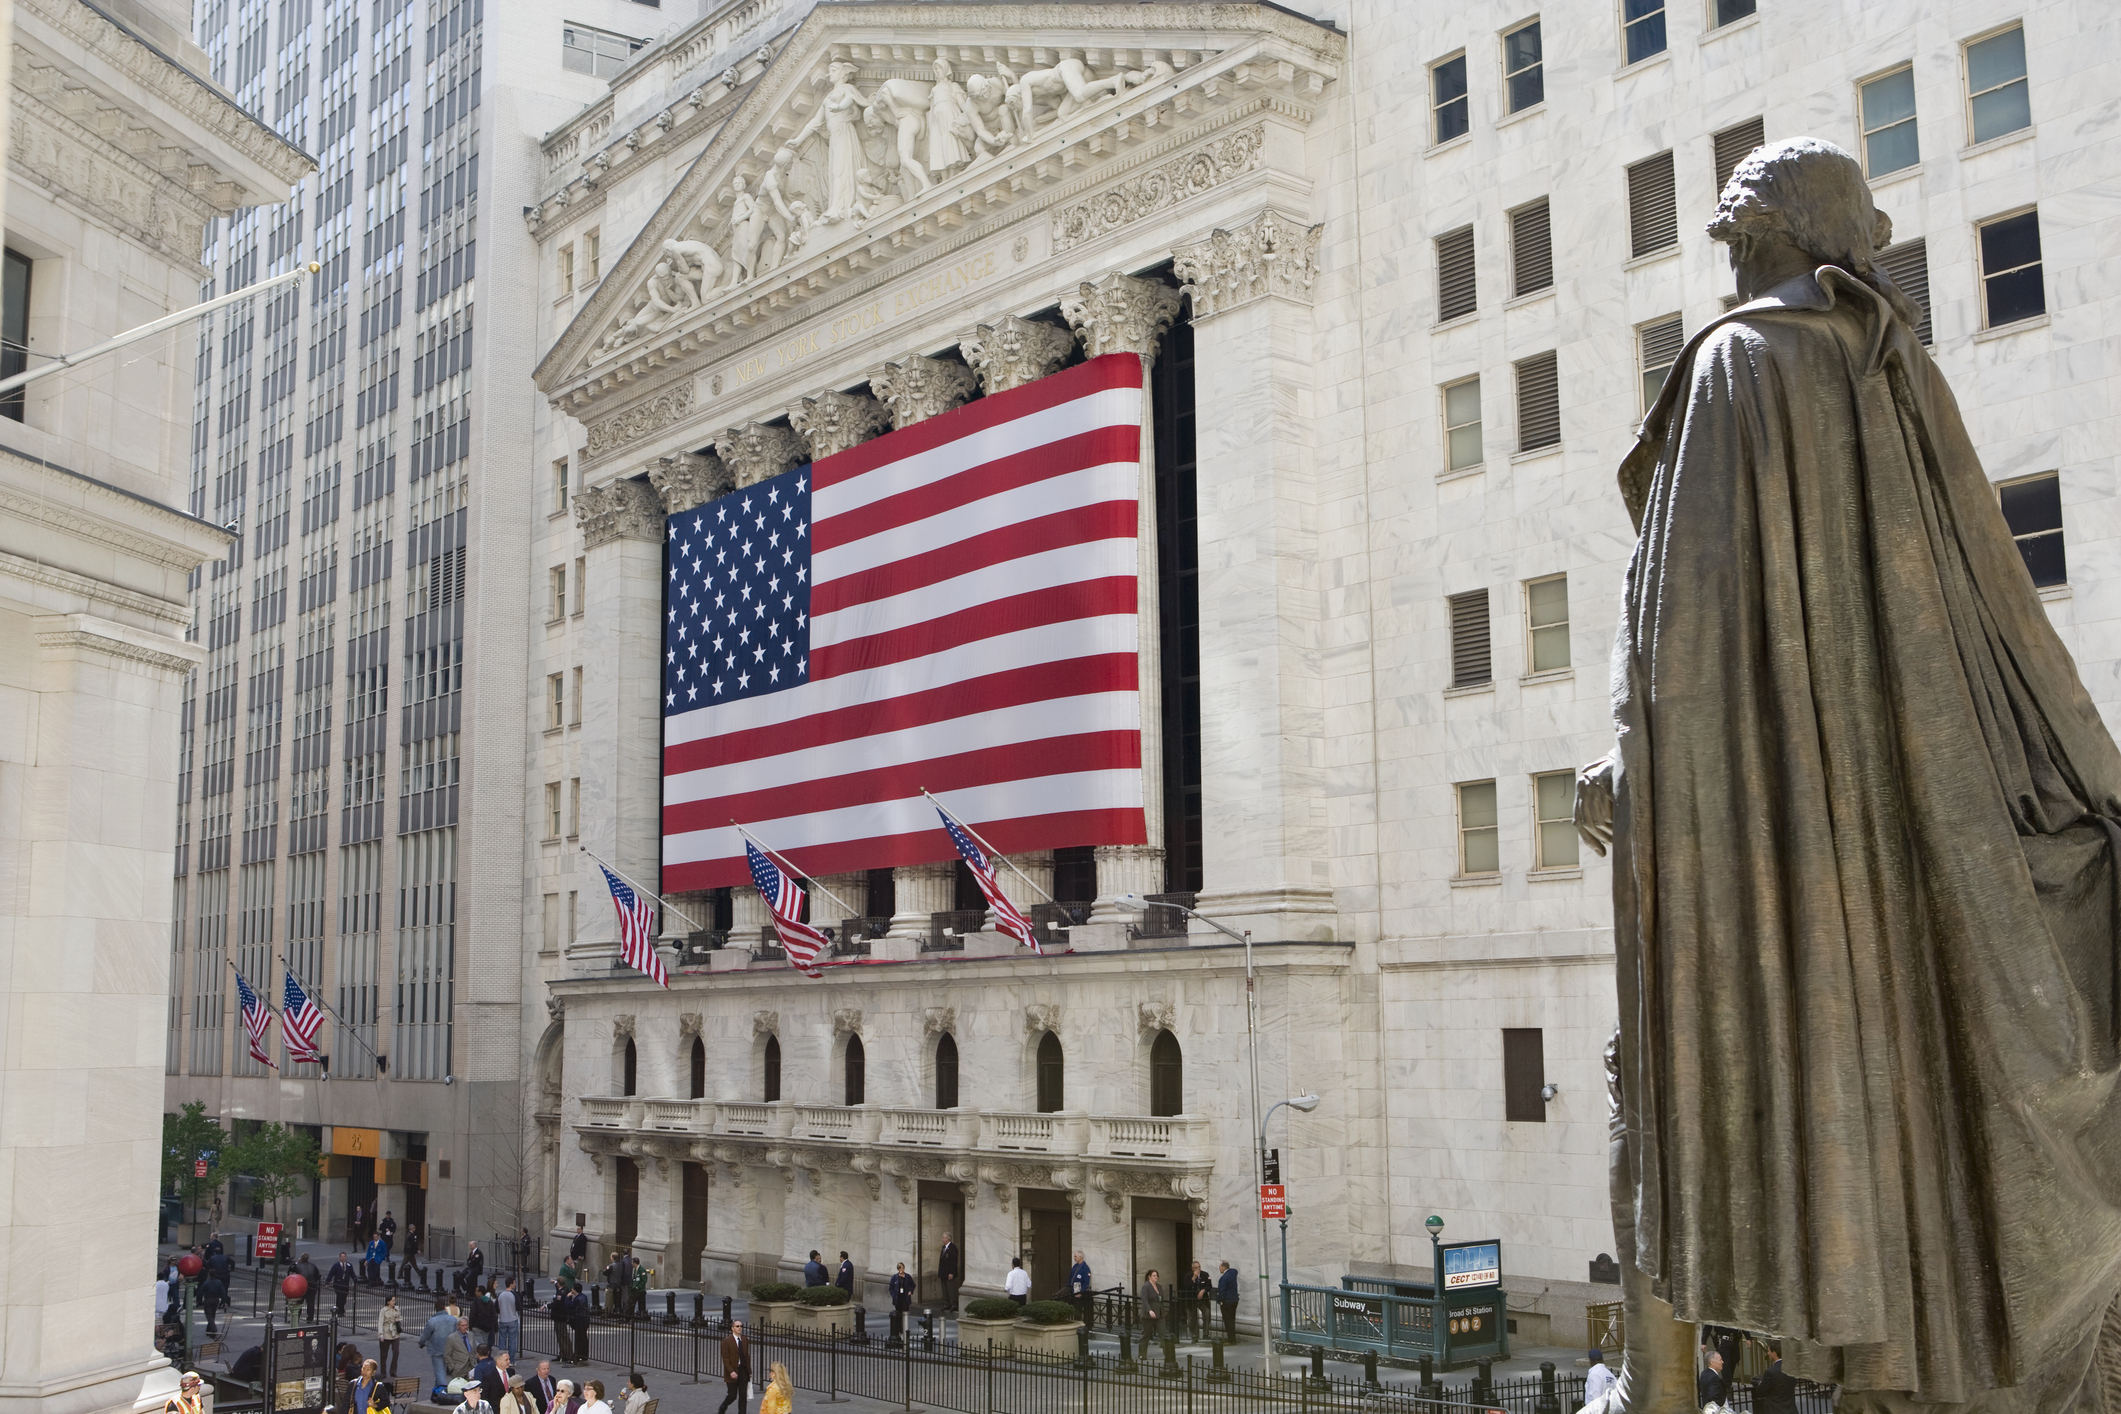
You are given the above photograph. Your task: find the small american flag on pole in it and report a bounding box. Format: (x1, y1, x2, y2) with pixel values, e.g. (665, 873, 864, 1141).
(599, 864, 670, 988)
(935, 805, 1042, 953)
(282, 970, 325, 1065)
(743, 837, 828, 977)
(236, 971, 277, 1068)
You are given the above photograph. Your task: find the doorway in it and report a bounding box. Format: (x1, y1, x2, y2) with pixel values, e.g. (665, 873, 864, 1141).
(1130, 1197, 1193, 1296)
(1018, 1191, 1072, 1303)
(681, 1163, 709, 1284)
(616, 1158, 640, 1250)
(916, 1180, 964, 1305)
(349, 1159, 377, 1243)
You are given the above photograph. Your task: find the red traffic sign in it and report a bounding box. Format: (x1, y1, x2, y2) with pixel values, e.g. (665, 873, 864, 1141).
(257, 1222, 284, 1259)
(194, 1158, 208, 1177)
(1259, 1183, 1286, 1220)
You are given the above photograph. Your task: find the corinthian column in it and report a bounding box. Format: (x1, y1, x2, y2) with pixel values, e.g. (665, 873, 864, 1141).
(868, 354, 979, 429)
(712, 422, 806, 487)
(788, 389, 890, 461)
(574, 477, 667, 967)
(960, 315, 1075, 397)
(648, 450, 733, 516)
(1060, 270, 1182, 943)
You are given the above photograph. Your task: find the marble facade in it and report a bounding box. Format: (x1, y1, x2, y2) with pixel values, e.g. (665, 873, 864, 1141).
(522, 0, 2121, 1341)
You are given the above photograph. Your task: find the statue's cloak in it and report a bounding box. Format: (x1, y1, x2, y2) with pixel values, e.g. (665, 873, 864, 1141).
(1611, 267, 2121, 1404)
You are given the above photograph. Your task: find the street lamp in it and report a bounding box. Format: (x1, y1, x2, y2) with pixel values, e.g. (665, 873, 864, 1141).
(1260, 1095, 1321, 1294)
(1114, 894, 1276, 1369)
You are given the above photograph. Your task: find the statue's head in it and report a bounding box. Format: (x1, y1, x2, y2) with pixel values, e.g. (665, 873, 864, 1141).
(1707, 136, 1921, 322)
(829, 61, 858, 85)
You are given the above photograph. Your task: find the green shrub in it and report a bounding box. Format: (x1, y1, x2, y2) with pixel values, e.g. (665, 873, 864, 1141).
(799, 1285, 851, 1307)
(1019, 1301, 1077, 1326)
(963, 1297, 1022, 1321)
(750, 1282, 803, 1303)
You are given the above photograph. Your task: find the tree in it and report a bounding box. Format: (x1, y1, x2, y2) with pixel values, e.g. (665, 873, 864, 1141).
(226, 1123, 321, 1229)
(162, 1102, 227, 1222)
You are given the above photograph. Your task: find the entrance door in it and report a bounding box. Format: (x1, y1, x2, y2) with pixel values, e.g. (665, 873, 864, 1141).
(916, 1181, 964, 1305)
(681, 1163, 709, 1284)
(1025, 1207, 1071, 1303)
(616, 1158, 640, 1249)
(1130, 1197, 1194, 1301)
(349, 1159, 377, 1243)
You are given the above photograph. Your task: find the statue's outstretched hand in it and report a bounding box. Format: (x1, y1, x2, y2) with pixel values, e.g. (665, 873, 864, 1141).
(1575, 755, 1615, 857)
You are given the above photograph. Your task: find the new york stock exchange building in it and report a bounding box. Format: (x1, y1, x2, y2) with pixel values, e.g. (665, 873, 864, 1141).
(512, 0, 1922, 1343)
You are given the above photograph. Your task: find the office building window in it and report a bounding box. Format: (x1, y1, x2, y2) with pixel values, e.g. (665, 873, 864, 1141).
(1713, 117, 1766, 193)
(1432, 53, 1470, 143)
(1877, 238, 1934, 344)
(1638, 314, 1685, 413)
(1526, 575, 1569, 672)
(1, 249, 28, 423)
(1861, 67, 1920, 177)
(1443, 376, 1484, 471)
(559, 245, 574, 296)
(568, 778, 580, 838)
(1712, 0, 1756, 26)
(1437, 225, 1478, 322)
(1503, 20, 1544, 112)
(547, 673, 565, 729)
(1503, 1029, 1547, 1121)
(1458, 781, 1499, 875)
(1999, 472, 2065, 588)
(549, 565, 567, 620)
(1978, 210, 2044, 327)
(1516, 352, 1560, 452)
(562, 25, 644, 80)
(571, 666, 583, 724)
(1533, 770, 1579, 868)
(1448, 589, 1492, 688)
(1628, 152, 1678, 257)
(552, 458, 570, 513)
(585, 229, 602, 281)
(1965, 25, 2031, 145)
(1623, 0, 1666, 65)
(544, 783, 562, 839)
(1510, 198, 1553, 296)
(573, 557, 586, 614)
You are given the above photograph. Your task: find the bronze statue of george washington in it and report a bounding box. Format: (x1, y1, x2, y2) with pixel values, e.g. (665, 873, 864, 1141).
(1575, 138, 2121, 1414)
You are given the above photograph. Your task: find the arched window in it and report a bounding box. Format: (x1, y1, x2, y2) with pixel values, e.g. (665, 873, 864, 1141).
(763, 1035, 781, 1102)
(935, 1034, 959, 1109)
(1149, 1030, 1183, 1117)
(689, 1037, 706, 1099)
(1035, 1031, 1064, 1113)
(844, 1034, 866, 1105)
(622, 1038, 638, 1096)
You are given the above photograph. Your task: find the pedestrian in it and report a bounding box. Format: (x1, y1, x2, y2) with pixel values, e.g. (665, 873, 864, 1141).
(937, 1235, 961, 1312)
(444, 1320, 476, 1388)
(569, 1225, 588, 1265)
(888, 1262, 913, 1347)
(348, 1357, 380, 1414)
(1697, 1351, 1726, 1409)
(566, 1285, 592, 1365)
(378, 1210, 398, 1258)
(365, 1378, 393, 1414)
(1584, 1350, 1615, 1408)
(402, 1226, 422, 1285)
(622, 1373, 651, 1414)
(1004, 1257, 1031, 1307)
(471, 1283, 500, 1351)
(352, 1206, 366, 1247)
(376, 1294, 404, 1378)
(628, 1257, 651, 1320)
(604, 1253, 630, 1315)
(461, 1380, 487, 1414)
(500, 1376, 533, 1414)
(296, 1252, 324, 1322)
(466, 1241, 486, 1293)
(581, 1380, 610, 1414)
(558, 1253, 579, 1294)
(498, 1275, 521, 1360)
(166, 1370, 205, 1414)
(550, 1287, 576, 1365)
(155, 1272, 171, 1328)
(759, 1363, 793, 1414)
(529, 1361, 558, 1414)
(328, 1252, 357, 1317)
(717, 1319, 752, 1414)
(1215, 1262, 1239, 1343)
(802, 1250, 826, 1289)
(1068, 1251, 1092, 1324)
(473, 1345, 503, 1406)
(1185, 1261, 1212, 1341)
(552, 1379, 580, 1414)
(1138, 1270, 1163, 1342)
(198, 1271, 227, 1335)
(367, 1232, 391, 1286)
(835, 1251, 854, 1300)
(338, 1343, 366, 1395)
(419, 1299, 456, 1395)
(1752, 1346, 1799, 1414)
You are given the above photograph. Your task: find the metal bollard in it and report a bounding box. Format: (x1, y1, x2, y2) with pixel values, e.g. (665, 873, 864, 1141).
(1537, 1362, 1562, 1414)
(722, 1296, 734, 1331)
(591, 1285, 604, 1314)
(1309, 1345, 1327, 1384)
(920, 1308, 935, 1353)
(853, 1308, 869, 1345)
(1365, 1351, 1381, 1389)
(1116, 1325, 1134, 1371)
(666, 1291, 678, 1325)
(1421, 1355, 1435, 1389)
(1160, 1332, 1180, 1378)
(692, 1293, 706, 1326)
(1205, 1338, 1231, 1384)
(1475, 1358, 1494, 1405)
(1075, 1326, 1092, 1370)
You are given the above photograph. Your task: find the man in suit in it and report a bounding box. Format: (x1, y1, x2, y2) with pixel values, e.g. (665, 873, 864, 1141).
(1184, 1261, 1212, 1341)
(887, 1263, 914, 1347)
(937, 1236, 961, 1312)
(1215, 1262, 1239, 1343)
(1752, 1347, 1800, 1414)
(1698, 1351, 1727, 1408)
(529, 1359, 559, 1414)
(802, 1251, 826, 1289)
(717, 1319, 751, 1414)
(566, 1287, 592, 1367)
(471, 1346, 503, 1406)
(569, 1226, 588, 1264)
(328, 1253, 357, 1316)
(835, 1252, 855, 1300)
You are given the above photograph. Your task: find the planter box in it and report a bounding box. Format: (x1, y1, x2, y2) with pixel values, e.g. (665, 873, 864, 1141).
(789, 1303, 853, 1338)
(955, 1315, 1017, 1353)
(1010, 1321, 1082, 1359)
(748, 1299, 798, 1332)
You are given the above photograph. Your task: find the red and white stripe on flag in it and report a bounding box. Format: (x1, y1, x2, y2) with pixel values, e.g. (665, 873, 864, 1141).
(663, 353, 1148, 888)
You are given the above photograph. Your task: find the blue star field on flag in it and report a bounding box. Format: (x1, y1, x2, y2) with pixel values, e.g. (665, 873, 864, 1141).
(664, 464, 812, 713)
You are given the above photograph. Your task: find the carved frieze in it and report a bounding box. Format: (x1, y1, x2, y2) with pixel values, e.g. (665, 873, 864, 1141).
(1137, 1001, 1176, 1038)
(649, 452, 733, 516)
(922, 1007, 957, 1038)
(1172, 207, 1324, 319)
(789, 390, 890, 460)
(1061, 270, 1183, 369)
(585, 382, 698, 458)
(752, 1010, 780, 1038)
(960, 316, 1075, 398)
(575, 479, 665, 549)
(1050, 126, 1267, 253)
(868, 355, 979, 430)
(1023, 1004, 1063, 1038)
(714, 423, 807, 488)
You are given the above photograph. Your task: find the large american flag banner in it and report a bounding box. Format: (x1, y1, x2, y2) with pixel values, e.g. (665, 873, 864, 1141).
(662, 353, 1147, 889)
(282, 970, 324, 1064)
(236, 970, 277, 1068)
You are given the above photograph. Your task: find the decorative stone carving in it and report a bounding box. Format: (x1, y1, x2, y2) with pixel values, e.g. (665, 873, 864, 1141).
(713, 423, 807, 488)
(922, 1006, 956, 1038)
(678, 1012, 703, 1040)
(585, 382, 697, 458)
(546, 996, 566, 1023)
(1023, 1004, 1062, 1038)
(613, 1014, 636, 1040)
(648, 451, 733, 515)
(1061, 271, 1184, 370)
(1137, 1001, 1176, 1038)
(832, 1008, 863, 1037)
(1051, 126, 1267, 253)
(850, 1152, 884, 1202)
(960, 316, 1075, 398)
(752, 1010, 780, 1039)
(789, 389, 891, 460)
(1172, 207, 1324, 319)
(868, 355, 979, 430)
(576, 479, 665, 549)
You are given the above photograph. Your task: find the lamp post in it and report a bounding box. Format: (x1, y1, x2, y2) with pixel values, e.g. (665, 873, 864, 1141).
(1260, 1095, 1321, 1291)
(1115, 894, 1282, 1372)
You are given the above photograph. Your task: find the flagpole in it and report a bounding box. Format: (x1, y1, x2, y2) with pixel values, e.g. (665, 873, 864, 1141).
(729, 820, 862, 919)
(918, 788, 1060, 904)
(274, 952, 389, 1071)
(580, 845, 705, 934)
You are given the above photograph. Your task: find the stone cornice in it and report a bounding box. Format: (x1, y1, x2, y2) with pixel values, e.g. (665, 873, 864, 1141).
(35, 612, 201, 674)
(0, 547, 192, 626)
(7, 90, 217, 264)
(0, 443, 232, 573)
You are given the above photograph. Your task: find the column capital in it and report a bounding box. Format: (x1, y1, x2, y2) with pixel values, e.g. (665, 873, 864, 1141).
(1171, 207, 1324, 320)
(712, 422, 807, 487)
(1060, 271, 1184, 369)
(960, 315, 1075, 397)
(574, 477, 665, 549)
(788, 388, 891, 460)
(868, 354, 979, 429)
(647, 451, 733, 515)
